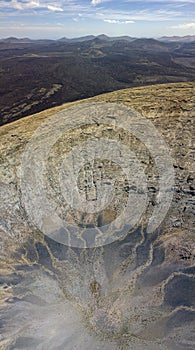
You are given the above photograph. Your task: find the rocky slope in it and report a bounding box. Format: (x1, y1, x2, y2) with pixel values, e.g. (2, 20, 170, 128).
(0, 82, 194, 349)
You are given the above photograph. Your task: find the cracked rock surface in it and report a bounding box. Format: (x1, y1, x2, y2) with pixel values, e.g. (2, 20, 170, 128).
(0, 82, 194, 349)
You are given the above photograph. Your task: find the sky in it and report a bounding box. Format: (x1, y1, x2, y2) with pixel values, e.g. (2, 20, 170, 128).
(0, 0, 195, 39)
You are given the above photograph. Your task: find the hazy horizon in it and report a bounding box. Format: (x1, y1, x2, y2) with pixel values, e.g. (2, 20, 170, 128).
(0, 33, 195, 41)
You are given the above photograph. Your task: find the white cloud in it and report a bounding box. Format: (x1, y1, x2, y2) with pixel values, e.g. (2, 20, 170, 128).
(4, 1, 63, 12)
(10, 0, 40, 10)
(95, 4, 191, 22)
(91, 0, 105, 5)
(104, 19, 134, 24)
(91, 0, 98, 4)
(172, 22, 195, 29)
(47, 5, 63, 12)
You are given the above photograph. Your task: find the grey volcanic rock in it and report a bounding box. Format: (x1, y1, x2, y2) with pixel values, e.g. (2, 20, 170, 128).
(0, 83, 194, 349)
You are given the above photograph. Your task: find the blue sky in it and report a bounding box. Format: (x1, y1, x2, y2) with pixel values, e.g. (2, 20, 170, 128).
(0, 0, 195, 39)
